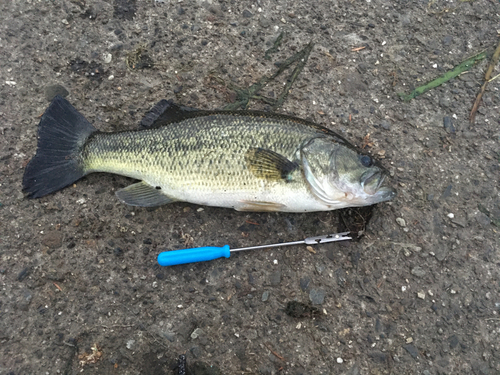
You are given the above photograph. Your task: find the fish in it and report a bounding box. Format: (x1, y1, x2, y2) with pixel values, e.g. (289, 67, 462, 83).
(22, 96, 396, 212)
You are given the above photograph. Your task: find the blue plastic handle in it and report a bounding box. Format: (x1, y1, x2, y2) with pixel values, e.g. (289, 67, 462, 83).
(157, 245, 231, 266)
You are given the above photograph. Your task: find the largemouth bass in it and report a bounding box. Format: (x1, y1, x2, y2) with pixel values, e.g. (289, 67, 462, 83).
(23, 96, 395, 212)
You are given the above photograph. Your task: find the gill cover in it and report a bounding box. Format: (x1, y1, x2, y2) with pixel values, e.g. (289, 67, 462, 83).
(301, 137, 344, 206)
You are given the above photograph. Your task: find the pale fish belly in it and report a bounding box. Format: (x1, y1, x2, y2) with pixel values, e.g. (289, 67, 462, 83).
(139, 174, 338, 212)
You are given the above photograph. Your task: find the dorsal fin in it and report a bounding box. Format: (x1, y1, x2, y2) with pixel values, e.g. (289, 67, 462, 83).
(140, 100, 200, 129)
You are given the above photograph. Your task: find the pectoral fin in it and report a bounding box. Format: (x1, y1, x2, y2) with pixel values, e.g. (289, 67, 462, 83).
(245, 148, 298, 181)
(115, 182, 177, 207)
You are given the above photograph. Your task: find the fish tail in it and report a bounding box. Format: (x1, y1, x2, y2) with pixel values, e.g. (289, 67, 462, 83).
(22, 96, 97, 198)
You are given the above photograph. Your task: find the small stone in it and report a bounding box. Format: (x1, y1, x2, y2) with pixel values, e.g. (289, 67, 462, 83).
(403, 344, 419, 359)
(369, 351, 388, 363)
(475, 212, 491, 227)
(309, 289, 326, 305)
(439, 96, 451, 108)
(441, 184, 452, 199)
(161, 331, 175, 342)
(44, 84, 69, 101)
(270, 270, 281, 286)
(103, 53, 112, 64)
(448, 334, 459, 349)
(190, 346, 202, 358)
(417, 291, 425, 300)
(261, 291, 270, 302)
(42, 231, 63, 249)
(242, 9, 252, 18)
(259, 16, 271, 28)
(380, 120, 391, 130)
(396, 218, 406, 227)
(447, 213, 454, 219)
(411, 266, 426, 278)
(17, 267, 30, 281)
(337, 357, 343, 364)
(190, 328, 204, 339)
(126, 339, 135, 350)
(442, 35, 453, 45)
(299, 277, 311, 291)
(443, 116, 455, 133)
(315, 264, 325, 274)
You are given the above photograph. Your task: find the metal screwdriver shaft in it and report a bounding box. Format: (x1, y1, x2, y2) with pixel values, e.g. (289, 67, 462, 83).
(157, 232, 351, 266)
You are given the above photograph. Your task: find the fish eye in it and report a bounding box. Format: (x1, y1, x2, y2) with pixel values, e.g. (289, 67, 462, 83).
(360, 155, 373, 167)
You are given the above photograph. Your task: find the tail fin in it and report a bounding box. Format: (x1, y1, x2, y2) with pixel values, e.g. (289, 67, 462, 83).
(23, 96, 97, 198)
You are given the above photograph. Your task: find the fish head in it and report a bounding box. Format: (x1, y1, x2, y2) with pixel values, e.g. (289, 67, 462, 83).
(301, 137, 396, 208)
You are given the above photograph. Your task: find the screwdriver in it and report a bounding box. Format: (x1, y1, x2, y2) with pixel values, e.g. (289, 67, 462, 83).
(157, 232, 351, 266)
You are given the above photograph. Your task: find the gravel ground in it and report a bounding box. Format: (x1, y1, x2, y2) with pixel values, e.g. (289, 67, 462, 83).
(1, 0, 499, 374)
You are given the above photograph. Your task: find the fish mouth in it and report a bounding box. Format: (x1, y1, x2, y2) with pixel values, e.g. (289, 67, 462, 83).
(361, 170, 397, 201)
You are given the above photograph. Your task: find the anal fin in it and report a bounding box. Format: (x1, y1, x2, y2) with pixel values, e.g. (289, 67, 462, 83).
(236, 200, 286, 212)
(115, 181, 177, 207)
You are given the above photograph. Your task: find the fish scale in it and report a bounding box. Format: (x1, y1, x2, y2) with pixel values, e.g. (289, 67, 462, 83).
(83, 114, 312, 192)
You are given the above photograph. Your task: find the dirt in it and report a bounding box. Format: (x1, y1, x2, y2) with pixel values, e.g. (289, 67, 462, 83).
(1, 0, 499, 374)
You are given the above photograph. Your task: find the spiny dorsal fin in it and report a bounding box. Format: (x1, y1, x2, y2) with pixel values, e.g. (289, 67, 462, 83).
(244, 147, 298, 181)
(140, 99, 200, 129)
(115, 181, 177, 207)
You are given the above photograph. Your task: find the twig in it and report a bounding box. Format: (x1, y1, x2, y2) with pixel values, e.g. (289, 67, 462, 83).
(470, 38, 500, 124)
(264, 342, 286, 361)
(489, 72, 500, 82)
(399, 51, 487, 101)
(265, 32, 285, 60)
(223, 38, 314, 110)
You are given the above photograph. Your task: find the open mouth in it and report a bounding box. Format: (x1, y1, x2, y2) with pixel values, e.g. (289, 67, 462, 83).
(362, 170, 384, 195)
(362, 171, 396, 201)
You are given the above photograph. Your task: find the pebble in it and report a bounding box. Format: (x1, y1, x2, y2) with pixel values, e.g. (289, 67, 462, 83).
(242, 9, 252, 18)
(161, 331, 175, 342)
(403, 344, 419, 359)
(417, 291, 426, 300)
(259, 16, 271, 28)
(443, 116, 456, 133)
(126, 339, 135, 350)
(411, 266, 426, 277)
(44, 84, 69, 101)
(190, 346, 201, 358)
(190, 328, 204, 339)
(380, 120, 391, 130)
(439, 96, 451, 108)
(369, 351, 388, 363)
(441, 184, 452, 199)
(42, 231, 63, 249)
(270, 270, 281, 286)
(309, 289, 326, 305)
(261, 291, 269, 302)
(396, 218, 406, 227)
(337, 357, 343, 364)
(300, 277, 311, 291)
(475, 212, 491, 227)
(103, 53, 112, 64)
